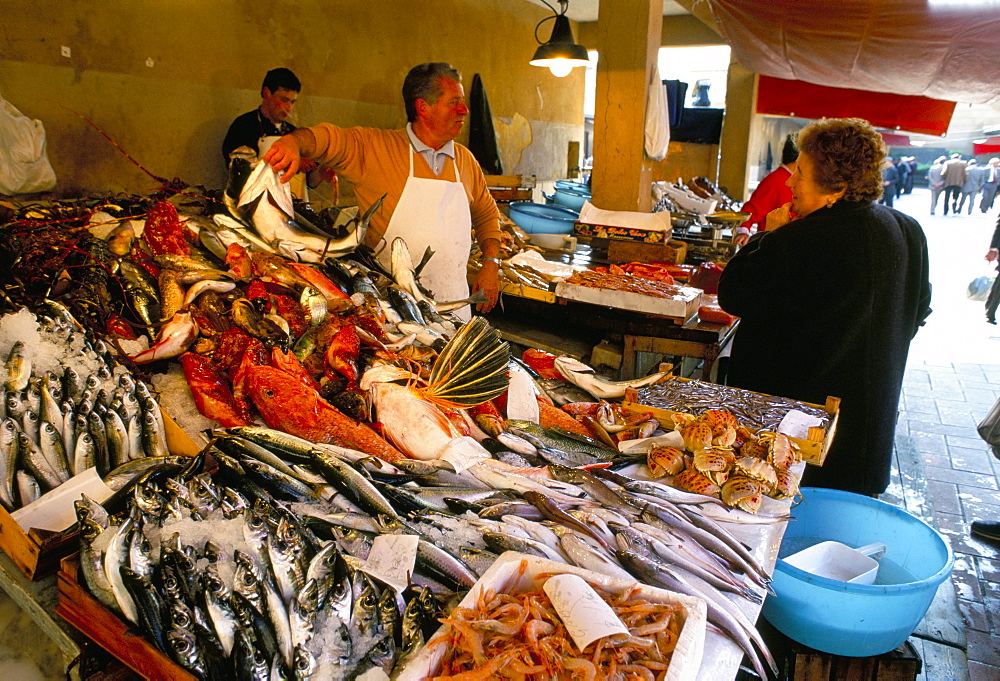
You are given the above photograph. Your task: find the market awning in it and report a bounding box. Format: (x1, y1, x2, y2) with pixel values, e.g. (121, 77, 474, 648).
(973, 137, 1000, 156)
(686, 0, 1000, 105)
(756, 76, 956, 137)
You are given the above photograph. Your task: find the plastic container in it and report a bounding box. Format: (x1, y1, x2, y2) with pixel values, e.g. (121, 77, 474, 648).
(507, 201, 578, 234)
(783, 540, 886, 584)
(762, 487, 954, 657)
(552, 187, 591, 211)
(556, 180, 591, 194)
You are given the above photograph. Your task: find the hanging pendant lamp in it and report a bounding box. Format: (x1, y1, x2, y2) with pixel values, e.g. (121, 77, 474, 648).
(530, 0, 590, 77)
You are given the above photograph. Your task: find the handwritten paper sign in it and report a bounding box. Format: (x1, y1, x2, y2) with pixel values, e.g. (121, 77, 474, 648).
(361, 534, 419, 593)
(439, 436, 490, 474)
(543, 573, 629, 651)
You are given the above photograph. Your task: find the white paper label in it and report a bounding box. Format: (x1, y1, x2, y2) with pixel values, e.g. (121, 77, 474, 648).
(543, 573, 629, 651)
(439, 436, 490, 474)
(361, 534, 419, 593)
(777, 409, 824, 439)
(11, 467, 115, 533)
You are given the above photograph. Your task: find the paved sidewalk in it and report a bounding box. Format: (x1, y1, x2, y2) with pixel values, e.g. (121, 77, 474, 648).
(889, 189, 1000, 680)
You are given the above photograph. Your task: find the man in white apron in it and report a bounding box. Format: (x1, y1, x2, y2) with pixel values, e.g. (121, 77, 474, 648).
(263, 63, 502, 316)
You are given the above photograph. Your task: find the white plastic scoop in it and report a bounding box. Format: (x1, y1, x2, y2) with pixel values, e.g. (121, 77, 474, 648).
(784, 541, 887, 584)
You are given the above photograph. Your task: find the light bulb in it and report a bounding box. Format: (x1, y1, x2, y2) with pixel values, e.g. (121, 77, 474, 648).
(548, 61, 574, 78)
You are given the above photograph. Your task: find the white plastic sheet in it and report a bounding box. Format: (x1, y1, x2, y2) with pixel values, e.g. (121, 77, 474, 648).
(0, 94, 56, 195)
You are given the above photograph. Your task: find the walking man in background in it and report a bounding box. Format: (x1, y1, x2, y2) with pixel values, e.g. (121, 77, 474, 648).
(928, 156, 946, 215)
(959, 159, 986, 215)
(980, 157, 1000, 213)
(942, 153, 967, 215)
(880, 157, 899, 208)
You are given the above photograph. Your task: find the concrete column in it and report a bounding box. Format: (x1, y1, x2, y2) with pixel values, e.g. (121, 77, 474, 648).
(591, 0, 664, 212)
(718, 60, 759, 201)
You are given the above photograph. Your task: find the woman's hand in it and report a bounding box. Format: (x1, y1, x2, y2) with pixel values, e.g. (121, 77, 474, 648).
(987, 247, 998, 263)
(765, 202, 794, 231)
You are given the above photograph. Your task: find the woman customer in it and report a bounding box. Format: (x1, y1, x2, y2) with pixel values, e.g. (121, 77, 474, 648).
(717, 118, 932, 497)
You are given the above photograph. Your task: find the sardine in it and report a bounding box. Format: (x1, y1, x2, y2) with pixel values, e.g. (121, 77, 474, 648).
(4, 341, 30, 393)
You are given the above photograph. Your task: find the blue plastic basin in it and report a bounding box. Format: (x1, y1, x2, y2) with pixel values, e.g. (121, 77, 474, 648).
(555, 180, 591, 194)
(507, 202, 578, 234)
(762, 488, 954, 657)
(551, 188, 590, 212)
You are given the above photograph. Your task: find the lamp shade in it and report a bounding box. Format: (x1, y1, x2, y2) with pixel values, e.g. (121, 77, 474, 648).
(530, 14, 589, 72)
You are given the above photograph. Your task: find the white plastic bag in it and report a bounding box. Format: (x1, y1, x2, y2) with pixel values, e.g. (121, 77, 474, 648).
(0, 94, 56, 195)
(644, 64, 670, 162)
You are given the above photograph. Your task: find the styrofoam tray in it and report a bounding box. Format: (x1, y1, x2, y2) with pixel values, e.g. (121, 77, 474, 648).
(555, 282, 703, 320)
(396, 551, 707, 681)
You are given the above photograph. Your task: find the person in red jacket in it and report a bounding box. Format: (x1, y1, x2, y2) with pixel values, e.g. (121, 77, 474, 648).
(734, 134, 799, 246)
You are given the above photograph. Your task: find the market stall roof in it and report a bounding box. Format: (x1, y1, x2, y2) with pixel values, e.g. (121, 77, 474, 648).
(686, 0, 1000, 105)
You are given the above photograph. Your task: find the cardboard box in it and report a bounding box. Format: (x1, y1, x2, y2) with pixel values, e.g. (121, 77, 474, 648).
(397, 552, 708, 681)
(0, 411, 200, 581)
(56, 553, 196, 681)
(608, 239, 689, 265)
(622, 377, 840, 466)
(574, 221, 671, 244)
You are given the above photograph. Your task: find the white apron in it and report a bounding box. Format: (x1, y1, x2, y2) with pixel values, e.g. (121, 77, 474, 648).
(380, 148, 473, 319)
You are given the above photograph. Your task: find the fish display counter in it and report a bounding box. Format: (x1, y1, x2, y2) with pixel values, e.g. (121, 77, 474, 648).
(0, 164, 822, 681)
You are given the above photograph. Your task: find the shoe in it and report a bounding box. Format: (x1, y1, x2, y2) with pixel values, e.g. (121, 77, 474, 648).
(988, 317, 997, 325)
(971, 520, 1000, 542)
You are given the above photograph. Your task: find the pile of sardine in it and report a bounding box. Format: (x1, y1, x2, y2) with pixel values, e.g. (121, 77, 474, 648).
(1, 304, 169, 511)
(78, 421, 783, 680)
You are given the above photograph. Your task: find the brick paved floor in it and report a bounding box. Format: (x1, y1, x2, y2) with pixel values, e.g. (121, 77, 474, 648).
(893, 190, 1000, 681)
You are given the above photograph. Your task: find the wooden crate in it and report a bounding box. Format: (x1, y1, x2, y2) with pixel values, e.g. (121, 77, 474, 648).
(485, 175, 533, 203)
(56, 553, 196, 681)
(499, 281, 556, 303)
(790, 642, 921, 681)
(621, 378, 840, 466)
(608, 239, 688, 265)
(0, 411, 200, 581)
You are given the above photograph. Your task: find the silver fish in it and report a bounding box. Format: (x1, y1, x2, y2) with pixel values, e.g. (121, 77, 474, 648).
(104, 516, 139, 624)
(38, 420, 71, 481)
(14, 470, 40, 506)
(19, 431, 65, 489)
(0, 418, 18, 510)
(4, 341, 30, 393)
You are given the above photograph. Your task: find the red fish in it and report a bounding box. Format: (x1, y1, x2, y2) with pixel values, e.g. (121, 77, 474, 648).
(247, 365, 405, 462)
(179, 353, 252, 427)
(325, 324, 360, 385)
(270, 347, 320, 391)
(143, 200, 191, 256)
(285, 261, 350, 301)
(225, 242, 253, 279)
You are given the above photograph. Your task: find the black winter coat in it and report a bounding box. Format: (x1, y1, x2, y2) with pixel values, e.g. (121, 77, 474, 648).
(718, 201, 931, 495)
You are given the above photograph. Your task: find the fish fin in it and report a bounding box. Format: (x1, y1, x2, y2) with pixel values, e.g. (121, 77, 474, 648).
(422, 317, 510, 408)
(413, 246, 435, 277)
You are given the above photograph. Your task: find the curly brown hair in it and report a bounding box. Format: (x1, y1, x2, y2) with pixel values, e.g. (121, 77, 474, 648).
(796, 118, 887, 202)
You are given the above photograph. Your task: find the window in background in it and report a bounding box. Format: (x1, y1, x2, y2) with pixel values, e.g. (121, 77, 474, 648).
(659, 45, 732, 109)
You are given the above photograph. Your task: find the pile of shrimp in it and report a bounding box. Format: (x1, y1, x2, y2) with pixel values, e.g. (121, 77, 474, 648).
(430, 574, 684, 680)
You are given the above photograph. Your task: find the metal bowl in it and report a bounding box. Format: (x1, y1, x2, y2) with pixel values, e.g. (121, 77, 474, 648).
(705, 211, 751, 225)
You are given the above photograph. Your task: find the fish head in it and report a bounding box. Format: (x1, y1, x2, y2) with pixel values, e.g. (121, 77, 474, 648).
(245, 365, 324, 431)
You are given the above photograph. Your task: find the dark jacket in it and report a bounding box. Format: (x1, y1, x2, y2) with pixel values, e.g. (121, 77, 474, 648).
(718, 201, 932, 495)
